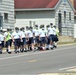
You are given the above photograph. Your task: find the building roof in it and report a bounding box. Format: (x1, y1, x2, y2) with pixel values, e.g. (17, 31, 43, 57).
(74, 0, 76, 15)
(74, 11, 76, 16)
(70, 0, 76, 15)
(14, 0, 59, 9)
(74, 0, 76, 10)
(14, 0, 76, 15)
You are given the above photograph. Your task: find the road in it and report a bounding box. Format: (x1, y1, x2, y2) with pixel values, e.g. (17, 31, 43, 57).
(0, 44, 76, 74)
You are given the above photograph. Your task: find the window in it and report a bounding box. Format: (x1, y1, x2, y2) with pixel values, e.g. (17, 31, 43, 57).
(63, 0, 67, 5)
(0, 16, 3, 28)
(69, 12, 71, 20)
(58, 13, 62, 35)
(14, 14, 16, 19)
(4, 13, 8, 20)
(63, 0, 67, 2)
(29, 21, 32, 27)
(0, 0, 2, 3)
(64, 11, 66, 23)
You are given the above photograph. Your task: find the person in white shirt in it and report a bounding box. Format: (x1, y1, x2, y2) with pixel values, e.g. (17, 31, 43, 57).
(27, 27, 34, 51)
(0, 30, 4, 54)
(19, 27, 26, 52)
(39, 25, 46, 50)
(33, 25, 40, 50)
(24, 26, 30, 51)
(53, 26, 59, 48)
(47, 23, 54, 50)
(12, 27, 20, 53)
(44, 26, 49, 50)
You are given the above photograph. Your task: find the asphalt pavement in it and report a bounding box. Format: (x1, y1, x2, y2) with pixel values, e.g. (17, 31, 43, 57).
(0, 44, 76, 74)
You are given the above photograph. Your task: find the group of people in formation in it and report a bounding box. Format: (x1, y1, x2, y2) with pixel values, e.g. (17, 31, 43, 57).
(0, 23, 59, 54)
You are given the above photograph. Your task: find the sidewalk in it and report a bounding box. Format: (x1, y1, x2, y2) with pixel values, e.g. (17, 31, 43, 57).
(38, 73, 76, 75)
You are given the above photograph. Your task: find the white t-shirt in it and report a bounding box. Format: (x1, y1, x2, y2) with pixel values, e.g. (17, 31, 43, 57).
(52, 27, 56, 35)
(0, 34, 4, 42)
(44, 29, 48, 36)
(25, 30, 33, 38)
(48, 27, 54, 36)
(39, 29, 45, 37)
(33, 29, 39, 36)
(19, 31, 25, 38)
(12, 31, 20, 39)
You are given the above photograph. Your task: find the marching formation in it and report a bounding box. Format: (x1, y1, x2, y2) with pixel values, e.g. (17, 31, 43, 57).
(0, 23, 59, 54)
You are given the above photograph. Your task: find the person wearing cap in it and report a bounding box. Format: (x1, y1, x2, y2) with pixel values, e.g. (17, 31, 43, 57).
(0, 29, 4, 54)
(9, 29, 13, 47)
(4, 28, 12, 54)
(38, 25, 46, 50)
(47, 23, 54, 50)
(12, 27, 20, 53)
(52, 26, 57, 48)
(24, 26, 30, 51)
(26, 27, 34, 51)
(33, 25, 40, 51)
(53, 26, 59, 48)
(19, 27, 26, 52)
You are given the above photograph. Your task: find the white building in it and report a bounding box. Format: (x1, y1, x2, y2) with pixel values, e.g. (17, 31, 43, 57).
(14, 0, 75, 36)
(71, 0, 76, 38)
(0, 0, 14, 29)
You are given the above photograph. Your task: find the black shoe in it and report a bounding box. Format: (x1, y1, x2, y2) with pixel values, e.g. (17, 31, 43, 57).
(46, 48, 49, 50)
(51, 47, 53, 50)
(53, 45, 57, 48)
(8, 52, 11, 54)
(34, 48, 38, 51)
(6, 49, 8, 52)
(54, 46, 57, 48)
(14, 50, 19, 53)
(20, 49, 24, 53)
(0, 52, 2, 54)
(24, 50, 27, 52)
(37, 47, 40, 50)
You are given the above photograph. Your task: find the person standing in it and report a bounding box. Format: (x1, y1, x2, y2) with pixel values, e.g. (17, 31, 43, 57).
(19, 27, 26, 52)
(4, 28, 11, 54)
(12, 27, 20, 53)
(0, 29, 4, 54)
(27, 27, 34, 51)
(33, 25, 40, 51)
(54, 26, 59, 48)
(39, 25, 46, 50)
(47, 23, 54, 50)
(24, 26, 30, 51)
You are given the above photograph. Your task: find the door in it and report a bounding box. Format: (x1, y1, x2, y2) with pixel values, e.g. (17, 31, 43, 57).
(58, 13, 62, 35)
(0, 16, 3, 29)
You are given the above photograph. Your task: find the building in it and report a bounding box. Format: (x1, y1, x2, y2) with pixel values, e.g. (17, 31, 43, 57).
(14, 0, 75, 36)
(70, 0, 76, 38)
(0, 0, 14, 29)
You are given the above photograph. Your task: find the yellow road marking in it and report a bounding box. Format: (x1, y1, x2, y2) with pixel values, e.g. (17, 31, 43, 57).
(28, 60, 37, 63)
